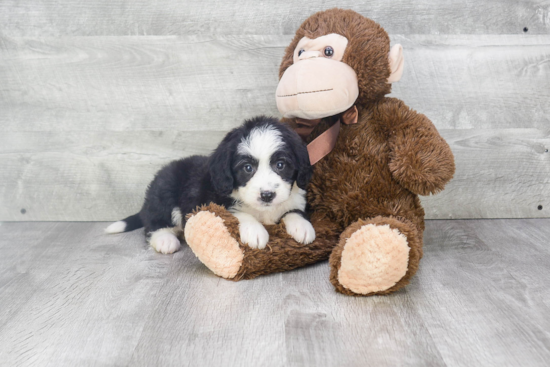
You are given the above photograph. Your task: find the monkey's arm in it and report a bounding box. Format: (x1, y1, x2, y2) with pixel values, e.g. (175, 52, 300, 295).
(386, 99, 455, 196)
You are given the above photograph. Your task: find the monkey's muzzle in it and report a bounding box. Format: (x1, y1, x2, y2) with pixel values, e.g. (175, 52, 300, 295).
(276, 57, 359, 120)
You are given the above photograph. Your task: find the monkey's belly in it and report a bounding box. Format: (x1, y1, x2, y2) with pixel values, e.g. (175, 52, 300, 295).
(308, 160, 423, 228)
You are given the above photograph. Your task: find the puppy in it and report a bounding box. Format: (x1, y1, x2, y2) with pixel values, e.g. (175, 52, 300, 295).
(105, 116, 315, 254)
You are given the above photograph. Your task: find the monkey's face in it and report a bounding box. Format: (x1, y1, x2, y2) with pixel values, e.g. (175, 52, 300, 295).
(276, 33, 359, 120)
(276, 10, 405, 121)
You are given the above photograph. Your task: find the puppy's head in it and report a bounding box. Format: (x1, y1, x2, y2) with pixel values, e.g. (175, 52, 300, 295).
(209, 116, 312, 211)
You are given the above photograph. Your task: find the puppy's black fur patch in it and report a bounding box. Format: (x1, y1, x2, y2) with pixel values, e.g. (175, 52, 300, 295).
(111, 116, 312, 235)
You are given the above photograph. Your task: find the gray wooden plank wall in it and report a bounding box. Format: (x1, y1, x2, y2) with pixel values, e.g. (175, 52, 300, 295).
(0, 1, 549, 221)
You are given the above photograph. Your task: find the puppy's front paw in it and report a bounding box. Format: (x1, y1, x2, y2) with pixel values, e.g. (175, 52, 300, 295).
(239, 221, 269, 249)
(284, 213, 316, 244)
(150, 230, 181, 254)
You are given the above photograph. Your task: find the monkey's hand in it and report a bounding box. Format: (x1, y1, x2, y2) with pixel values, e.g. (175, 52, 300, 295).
(387, 102, 455, 196)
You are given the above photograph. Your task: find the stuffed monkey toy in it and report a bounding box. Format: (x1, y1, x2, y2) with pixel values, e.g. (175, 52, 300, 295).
(184, 9, 455, 296)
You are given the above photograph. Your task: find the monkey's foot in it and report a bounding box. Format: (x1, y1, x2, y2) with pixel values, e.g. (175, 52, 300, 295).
(185, 208, 244, 279)
(329, 216, 422, 296)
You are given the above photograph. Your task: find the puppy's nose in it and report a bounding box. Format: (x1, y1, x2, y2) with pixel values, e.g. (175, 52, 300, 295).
(260, 191, 276, 203)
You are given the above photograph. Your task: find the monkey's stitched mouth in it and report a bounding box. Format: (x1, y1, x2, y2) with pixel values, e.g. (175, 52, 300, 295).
(277, 88, 333, 98)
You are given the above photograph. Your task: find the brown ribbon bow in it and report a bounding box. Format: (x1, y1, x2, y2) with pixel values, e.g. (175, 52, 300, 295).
(295, 106, 358, 165)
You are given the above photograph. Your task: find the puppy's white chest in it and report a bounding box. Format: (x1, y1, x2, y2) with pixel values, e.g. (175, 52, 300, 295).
(236, 206, 284, 225)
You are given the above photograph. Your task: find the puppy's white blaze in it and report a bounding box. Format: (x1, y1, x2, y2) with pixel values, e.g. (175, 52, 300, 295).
(105, 221, 126, 234)
(171, 207, 183, 227)
(237, 125, 284, 161)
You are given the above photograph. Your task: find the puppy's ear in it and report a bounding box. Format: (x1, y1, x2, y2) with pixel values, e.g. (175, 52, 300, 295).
(294, 138, 313, 190)
(209, 133, 236, 196)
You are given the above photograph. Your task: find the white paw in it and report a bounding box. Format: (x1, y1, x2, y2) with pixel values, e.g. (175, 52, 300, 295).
(150, 231, 181, 254)
(239, 221, 269, 249)
(284, 213, 316, 244)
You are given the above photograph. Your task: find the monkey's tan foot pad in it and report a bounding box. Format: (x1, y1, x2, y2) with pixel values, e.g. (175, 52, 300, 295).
(185, 211, 244, 279)
(336, 224, 410, 295)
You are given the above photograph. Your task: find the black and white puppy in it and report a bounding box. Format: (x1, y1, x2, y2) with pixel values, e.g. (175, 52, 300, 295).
(105, 116, 315, 254)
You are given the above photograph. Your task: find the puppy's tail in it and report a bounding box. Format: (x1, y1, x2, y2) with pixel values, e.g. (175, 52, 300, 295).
(104, 213, 143, 234)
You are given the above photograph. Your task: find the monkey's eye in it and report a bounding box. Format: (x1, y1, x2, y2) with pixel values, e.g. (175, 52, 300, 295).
(298, 49, 305, 57)
(324, 46, 334, 58)
(244, 164, 253, 173)
(276, 161, 285, 170)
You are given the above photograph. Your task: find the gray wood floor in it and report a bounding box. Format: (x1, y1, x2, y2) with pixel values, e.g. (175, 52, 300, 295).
(0, 219, 549, 367)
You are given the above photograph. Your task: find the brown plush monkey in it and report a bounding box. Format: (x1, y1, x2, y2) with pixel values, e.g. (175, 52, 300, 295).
(184, 9, 455, 296)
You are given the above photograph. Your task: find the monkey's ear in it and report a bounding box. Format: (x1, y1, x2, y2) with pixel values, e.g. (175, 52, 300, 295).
(388, 44, 404, 83)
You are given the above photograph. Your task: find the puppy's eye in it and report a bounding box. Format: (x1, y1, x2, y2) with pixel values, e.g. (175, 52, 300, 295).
(276, 161, 285, 170)
(324, 46, 334, 58)
(298, 49, 305, 57)
(244, 164, 253, 173)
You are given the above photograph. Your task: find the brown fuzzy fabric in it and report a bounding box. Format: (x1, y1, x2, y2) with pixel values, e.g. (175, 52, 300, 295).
(329, 216, 422, 296)
(303, 99, 450, 233)
(186, 204, 340, 280)
(280, 9, 454, 295)
(185, 9, 454, 296)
